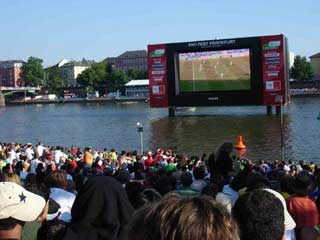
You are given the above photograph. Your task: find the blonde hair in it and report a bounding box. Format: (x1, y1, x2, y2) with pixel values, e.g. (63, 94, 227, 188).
(129, 194, 240, 240)
(0, 173, 22, 186)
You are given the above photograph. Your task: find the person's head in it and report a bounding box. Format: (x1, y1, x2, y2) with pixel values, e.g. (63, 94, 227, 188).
(193, 165, 206, 180)
(293, 173, 313, 196)
(125, 181, 145, 209)
(232, 189, 284, 240)
(218, 142, 234, 154)
(114, 170, 130, 186)
(230, 174, 245, 192)
(129, 194, 240, 240)
(44, 170, 67, 189)
(0, 182, 46, 240)
(299, 160, 306, 166)
(280, 175, 295, 195)
(15, 161, 23, 173)
(154, 175, 172, 196)
(246, 172, 270, 191)
(0, 173, 22, 186)
(36, 163, 44, 174)
(180, 172, 193, 187)
(201, 183, 219, 198)
(66, 176, 134, 239)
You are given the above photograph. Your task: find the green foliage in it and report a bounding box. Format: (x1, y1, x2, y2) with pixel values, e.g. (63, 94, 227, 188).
(44, 66, 64, 94)
(77, 68, 98, 89)
(110, 69, 129, 92)
(77, 62, 135, 93)
(127, 69, 148, 79)
(290, 55, 314, 81)
(23, 57, 44, 87)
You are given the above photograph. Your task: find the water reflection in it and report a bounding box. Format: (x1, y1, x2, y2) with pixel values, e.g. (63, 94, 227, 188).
(149, 114, 290, 161)
(0, 97, 319, 162)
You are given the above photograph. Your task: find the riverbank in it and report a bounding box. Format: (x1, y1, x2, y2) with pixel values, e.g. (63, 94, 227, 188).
(7, 96, 148, 105)
(6, 93, 320, 106)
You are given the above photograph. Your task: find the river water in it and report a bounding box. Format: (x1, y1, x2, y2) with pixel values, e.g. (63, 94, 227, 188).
(0, 97, 319, 162)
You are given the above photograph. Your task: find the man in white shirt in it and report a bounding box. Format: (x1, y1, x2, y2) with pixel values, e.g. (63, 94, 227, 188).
(25, 144, 35, 160)
(36, 142, 45, 157)
(54, 147, 63, 165)
(45, 171, 76, 223)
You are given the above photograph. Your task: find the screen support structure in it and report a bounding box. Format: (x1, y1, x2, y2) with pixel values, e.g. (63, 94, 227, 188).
(168, 108, 175, 117)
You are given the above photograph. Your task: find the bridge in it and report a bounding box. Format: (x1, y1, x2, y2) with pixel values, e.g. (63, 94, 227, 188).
(0, 86, 40, 106)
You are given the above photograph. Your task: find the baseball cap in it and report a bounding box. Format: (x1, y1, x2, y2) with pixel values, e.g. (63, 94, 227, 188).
(0, 182, 46, 221)
(263, 188, 296, 230)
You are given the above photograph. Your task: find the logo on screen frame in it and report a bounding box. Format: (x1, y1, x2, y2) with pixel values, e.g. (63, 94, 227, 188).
(150, 49, 165, 58)
(263, 41, 281, 50)
(208, 97, 219, 101)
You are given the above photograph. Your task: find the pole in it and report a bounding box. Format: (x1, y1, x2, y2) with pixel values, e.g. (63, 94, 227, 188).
(192, 60, 195, 91)
(168, 107, 175, 117)
(280, 99, 285, 162)
(0, 92, 5, 107)
(137, 122, 144, 154)
(140, 131, 143, 154)
(266, 105, 272, 115)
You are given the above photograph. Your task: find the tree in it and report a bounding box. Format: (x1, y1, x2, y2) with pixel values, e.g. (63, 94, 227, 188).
(127, 69, 148, 79)
(77, 68, 98, 88)
(45, 66, 64, 94)
(76, 61, 131, 93)
(77, 62, 110, 89)
(91, 61, 109, 87)
(23, 57, 44, 87)
(290, 55, 314, 81)
(110, 69, 129, 92)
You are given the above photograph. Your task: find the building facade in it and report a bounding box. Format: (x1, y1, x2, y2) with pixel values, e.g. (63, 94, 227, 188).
(125, 79, 149, 98)
(0, 60, 24, 87)
(105, 50, 147, 72)
(59, 59, 94, 87)
(310, 53, 320, 81)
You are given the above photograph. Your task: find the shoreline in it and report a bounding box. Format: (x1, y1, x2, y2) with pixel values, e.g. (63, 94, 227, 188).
(5, 94, 320, 106)
(7, 97, 148, 106)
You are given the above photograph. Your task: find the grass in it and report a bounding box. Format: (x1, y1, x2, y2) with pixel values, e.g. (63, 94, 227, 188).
(179, 79, 251, 92)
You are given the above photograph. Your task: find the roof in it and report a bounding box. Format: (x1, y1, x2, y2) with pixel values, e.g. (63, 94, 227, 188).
(0, 60, 25, 64)
(118, 50, 147, 59)
(104, 57, 116, 63)
(310, 53, 320, 58)
(125, 79, 149, 87)
(60, 58, 95, 67)
(57, 59, 69, 67)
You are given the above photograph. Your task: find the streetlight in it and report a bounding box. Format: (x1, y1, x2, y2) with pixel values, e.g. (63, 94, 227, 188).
(136, 122, 144, 154)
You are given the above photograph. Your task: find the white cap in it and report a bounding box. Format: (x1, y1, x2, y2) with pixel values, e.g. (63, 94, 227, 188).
(0, 182, 46, 221)
(263, 188, 296, 230)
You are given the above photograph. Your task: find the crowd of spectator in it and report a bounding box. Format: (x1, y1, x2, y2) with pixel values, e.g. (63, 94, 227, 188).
(1, 141, 320, 240)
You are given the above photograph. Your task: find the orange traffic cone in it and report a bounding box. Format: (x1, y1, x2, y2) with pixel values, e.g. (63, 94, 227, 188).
(235, 136, 246, 149)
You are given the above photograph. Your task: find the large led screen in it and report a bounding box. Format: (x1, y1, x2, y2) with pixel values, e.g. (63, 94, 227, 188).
(178, 48, 251, 92)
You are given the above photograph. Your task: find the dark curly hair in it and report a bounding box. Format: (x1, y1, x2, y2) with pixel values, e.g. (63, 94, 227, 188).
(232, 189, 284, 240)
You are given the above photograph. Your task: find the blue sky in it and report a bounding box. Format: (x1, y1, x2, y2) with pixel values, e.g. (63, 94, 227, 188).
(0, 0, 319, 66)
